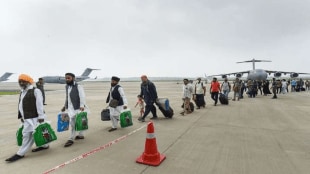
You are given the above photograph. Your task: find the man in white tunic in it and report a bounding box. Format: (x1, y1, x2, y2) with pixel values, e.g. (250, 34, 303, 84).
(106, 76, 128, 132)
(61, 73, 86, 147)
(5, 74, 48, 162)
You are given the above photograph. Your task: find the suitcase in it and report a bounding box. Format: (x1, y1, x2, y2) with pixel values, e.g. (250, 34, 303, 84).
(33, 122, 57, 147)
(120, 109, 133, 128)
(181, 102, 194, 112)
(156, 98, 174, 118)
(219, 93, 229, 105)
(101, 109, 110, 121)
(57, 112, 70, 132)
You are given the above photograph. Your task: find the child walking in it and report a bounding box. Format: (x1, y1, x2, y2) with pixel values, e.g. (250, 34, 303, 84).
(135, 95, 145, 117)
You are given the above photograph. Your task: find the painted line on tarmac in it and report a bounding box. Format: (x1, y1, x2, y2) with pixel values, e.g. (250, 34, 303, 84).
(42, 124, 147, 174)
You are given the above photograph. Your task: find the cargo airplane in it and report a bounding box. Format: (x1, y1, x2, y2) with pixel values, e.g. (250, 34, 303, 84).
(0, 72, 14, 82)
(41, 68, 100, 84)
(208, 59, 310, 81)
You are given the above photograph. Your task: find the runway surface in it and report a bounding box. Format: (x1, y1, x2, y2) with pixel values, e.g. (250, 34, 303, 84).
(1, 81, 310, 174)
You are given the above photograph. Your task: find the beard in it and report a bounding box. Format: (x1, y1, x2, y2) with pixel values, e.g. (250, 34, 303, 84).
(19, 84, 29, 90)
(66, 81, 74, 86)
(111, 83, 116, 87)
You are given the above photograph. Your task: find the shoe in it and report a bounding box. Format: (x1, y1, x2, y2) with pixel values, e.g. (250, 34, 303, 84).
(32, 146, 49, 152)
(232, 99, 236, 101)
(180, 111, 185, 116)
(64, 140, 74, 147)
(108, 128, 117, 132)
(138, 117, 145, 122)
(5, 154, 24, 162)
(196, 107, 200, 109)
(43, 104, 47, 105)
(150, 117, 158, 120)
(75, 135, 85, 140)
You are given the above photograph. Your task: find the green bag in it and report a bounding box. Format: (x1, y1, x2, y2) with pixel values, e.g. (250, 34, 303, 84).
(16, 124, 23, 146)
(120, 110, 133, 128)
(75, 112, 88, 131)
(33, 122, 57, 147)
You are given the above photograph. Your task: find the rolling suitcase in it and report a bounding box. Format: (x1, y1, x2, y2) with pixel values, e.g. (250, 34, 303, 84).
(156, 98, 174, 118)
(219, 93, 229, 105)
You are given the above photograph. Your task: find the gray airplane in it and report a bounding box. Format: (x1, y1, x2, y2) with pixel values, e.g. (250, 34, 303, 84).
(0, 72, 14, 82)
(208, 59, 310, 81)
(41, 68, 100, 84)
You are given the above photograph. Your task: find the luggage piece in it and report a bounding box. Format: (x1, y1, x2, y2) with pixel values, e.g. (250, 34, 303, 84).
(156, 98, 174, 118)
(75, 112, 88, 131)
(219, 93, 229, 105)
(33, 122, 57, 147)
(101, 109, 110, 121)
(16, 124, 23, 146)
(57, 112, 69, 132)
(120, 110, 133, 128)
(158, 106, 174, 118)
(181, 102, 194, 112)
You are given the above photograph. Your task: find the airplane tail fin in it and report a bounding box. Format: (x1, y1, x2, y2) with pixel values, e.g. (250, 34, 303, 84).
(236, 59, 271, 70)
(0, 72, 14, 81)
(80, 68, 100, 77)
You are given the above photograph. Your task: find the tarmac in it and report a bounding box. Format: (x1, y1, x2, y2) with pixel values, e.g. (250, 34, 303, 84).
(1, 81, 310, 174)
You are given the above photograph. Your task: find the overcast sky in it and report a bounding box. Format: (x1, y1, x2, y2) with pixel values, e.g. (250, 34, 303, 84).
(1, 0, 310, 81)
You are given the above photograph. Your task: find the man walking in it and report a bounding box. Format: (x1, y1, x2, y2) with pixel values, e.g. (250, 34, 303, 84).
(181, 78, 194, 115)
(106, 76, 128, 132)
(138, 75, 158, 122)
(61, 73, 86, 147)
(5, 74, 48, 162)
(210, 77, 221, 106)
(193, 77, 206, 109)
(36, 77, 46, 105)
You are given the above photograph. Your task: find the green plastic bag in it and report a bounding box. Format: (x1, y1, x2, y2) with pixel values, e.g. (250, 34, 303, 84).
(120, 110, 133, 128)
(16, 124, 23, 146)
(75, 112, 88, 131)
(33, 122, 57, 147)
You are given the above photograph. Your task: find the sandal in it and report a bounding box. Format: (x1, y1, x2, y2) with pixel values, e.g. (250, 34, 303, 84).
(64, 140, 74, 147)
(32, 146, 49, 152)
(75, 135, 85, 140)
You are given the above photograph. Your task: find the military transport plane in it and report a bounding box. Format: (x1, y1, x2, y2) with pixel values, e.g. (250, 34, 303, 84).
(41, 68, 100, 84)
(0, 72, 14, 82)
(208, 59, 310, 81)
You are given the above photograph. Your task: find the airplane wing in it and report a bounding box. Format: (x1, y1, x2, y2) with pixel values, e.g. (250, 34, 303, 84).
(208, 70, 250, 79)
(264, 70, 310, 78)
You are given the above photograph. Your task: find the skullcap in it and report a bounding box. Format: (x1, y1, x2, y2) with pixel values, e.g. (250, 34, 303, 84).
(111, 76, 120, 82)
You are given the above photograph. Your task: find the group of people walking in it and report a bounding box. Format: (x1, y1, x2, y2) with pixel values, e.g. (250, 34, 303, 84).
(5, 73, 160, 163)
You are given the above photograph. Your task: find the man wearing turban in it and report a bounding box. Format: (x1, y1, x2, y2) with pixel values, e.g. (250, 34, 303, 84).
(106, 76, 128, 132)
(5, 74, 48, 162)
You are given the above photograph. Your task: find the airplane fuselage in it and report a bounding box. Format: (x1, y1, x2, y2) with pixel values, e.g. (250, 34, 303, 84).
(247, 69, 268, 81)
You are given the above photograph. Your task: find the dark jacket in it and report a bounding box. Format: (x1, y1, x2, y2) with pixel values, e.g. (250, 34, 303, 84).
(106, 85, 124, 106)
(140, 80, 158, 105)
(65, 83, 81, 110)
(18, 88, 38, 119)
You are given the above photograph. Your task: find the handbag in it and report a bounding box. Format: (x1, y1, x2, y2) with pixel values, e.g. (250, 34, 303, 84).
(109, 99, 119, 108)
(57, 112, 70, 132)
(16, 124, 23, 146)
(33, 122, 57, 147)
(75, 112, 88, 131)
(101, 108, 110, 121)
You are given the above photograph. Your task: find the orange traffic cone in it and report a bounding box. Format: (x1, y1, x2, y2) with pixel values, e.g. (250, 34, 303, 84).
(136, 121, 166, 166)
